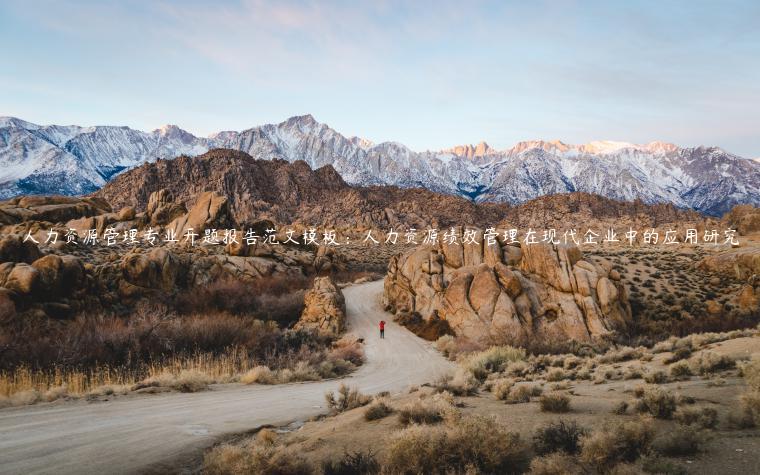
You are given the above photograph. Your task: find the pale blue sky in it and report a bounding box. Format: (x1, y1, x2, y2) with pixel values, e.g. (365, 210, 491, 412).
(1, 0, 759, 157)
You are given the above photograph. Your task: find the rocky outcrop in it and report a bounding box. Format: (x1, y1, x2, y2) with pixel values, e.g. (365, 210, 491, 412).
(295, 276, 346, 335)
(723, 204, 760, 235)
(146, 189, 186, 226)
(0, 196, 111, 225)
(167, 191, 231, 238)
(0, 235, 43, 263)
(383, 230, 631, 344)
(697, 248, 760, 281)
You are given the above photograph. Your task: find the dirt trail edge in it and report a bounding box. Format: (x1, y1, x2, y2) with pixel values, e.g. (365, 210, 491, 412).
(0, 280, 453, 475)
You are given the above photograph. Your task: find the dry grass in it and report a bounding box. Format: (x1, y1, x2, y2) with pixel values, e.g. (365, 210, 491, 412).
(529, 452, 583, 475)
(397, 393, 456, 425)
(384, 415, 530, 474)
(325, 384, 371, 414)
(203, 428, 311, 475)
(635, 387, 677, 419)
(539, 392, 571, 413)
(492, 378, 516, 400)
(2, 337, 363, 403)
(674, 406, 718, 429)
(462, 345, 526, 381)
(579, 418, 654, 472)
(532, 420, 587, 456)
(364, 399, 393, 421)
(651, 426, 704, 456)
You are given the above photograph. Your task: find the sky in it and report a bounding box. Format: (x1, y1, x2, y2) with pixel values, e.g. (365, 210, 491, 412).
(1, 0, 759, 157)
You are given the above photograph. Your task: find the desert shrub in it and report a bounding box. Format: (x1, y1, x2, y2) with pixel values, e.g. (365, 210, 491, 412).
(623, 366, 643, 380)
(612, 401, 629, 415)
(322, 450, 380, 475)
(674, 407, 718, 429)
(325, 384, 371, 413)
(563, 355, 583, 370)
(434, 335, 458, 359)
(203, 434, 312, 475)
(507, 360, 531, 377)
(741, 391, 760, 424)
(676, 394, 696, 405)
(432, 370, 478, 396)
(533, 420, 587, 455)
(506, 385, 533, 404)
(364, 400, 393, 421)
(545, 368, 567, 382)
(384, 416, 530, 474)
(9, 389, 40, 406)
(492, 378, 515, 400)
(664, 347, 692, 364)
(539, 393, 571, 413)
(669, 360, 692, 379)
(740, 357, 760, 390)
(528, 452, 583, 475)
(240, 366, 276, 385)
(172, 370, 212, 392)
(643, 370, 669, 384)
(43, 385, 68, 402)
(651, 427, 703, 456)
(398, 394, 454, 425)
(141, 370, 211, 393)
(175, 275, 311, 324)
(636, 387, 676, 419)
(463, 345, 526, 381)
(580, 418, 655, 472)
(691, 351, 736, 375)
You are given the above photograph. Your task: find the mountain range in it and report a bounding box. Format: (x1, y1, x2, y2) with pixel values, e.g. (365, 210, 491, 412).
(1, 114, 759, 216)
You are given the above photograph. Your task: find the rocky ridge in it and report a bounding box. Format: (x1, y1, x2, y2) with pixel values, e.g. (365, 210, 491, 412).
(2, 115, 759, 215)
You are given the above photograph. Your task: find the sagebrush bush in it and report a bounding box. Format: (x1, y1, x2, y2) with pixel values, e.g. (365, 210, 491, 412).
(675, 407, 718, 429)
(651, 426, 704, 456)
(384, 415, 530, 474)
(539, 392, 571, 413)
(643, 370, 669, 384)
(533, 420, 587, 455)
(579, 418, 654, 472)
(322, 450, 380, 475)
(398, 393, 454, 425)
(528, 452, 582, 475)
(612, 401, 629, 415)
(492, 378, 515, 400)
(546, 368, 568, 382)
(506, 385, 533, 404)
(636, 387, 676, 419)
(669, 360, 692, 379)
(203, 433, 312, 475)
(325, 384, 371, 413)
(463, 346, 526, 381)
(364, 400, 393, 421)
(691, 351, 735, 375)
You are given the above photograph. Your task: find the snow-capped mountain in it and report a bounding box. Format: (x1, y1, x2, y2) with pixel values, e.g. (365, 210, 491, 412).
(1, 114, 759, 216)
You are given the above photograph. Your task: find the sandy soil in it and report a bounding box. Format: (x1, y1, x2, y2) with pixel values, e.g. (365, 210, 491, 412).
(0, 280, 453, 475)
(282, 336, 760, 474)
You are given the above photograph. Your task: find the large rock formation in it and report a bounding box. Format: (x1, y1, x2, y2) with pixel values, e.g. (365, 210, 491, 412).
(295, 276, 346, 335)
(383, 231, 631, 344)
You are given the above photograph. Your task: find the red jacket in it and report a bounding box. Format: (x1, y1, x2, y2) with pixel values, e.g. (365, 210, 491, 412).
(379, 321, 385, 330)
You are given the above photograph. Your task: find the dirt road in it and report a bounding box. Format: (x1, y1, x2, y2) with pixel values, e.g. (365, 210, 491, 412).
(0, 280, 453, 474)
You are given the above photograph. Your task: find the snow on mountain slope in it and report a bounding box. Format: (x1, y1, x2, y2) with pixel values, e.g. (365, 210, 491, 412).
(1, 115, 758, 215)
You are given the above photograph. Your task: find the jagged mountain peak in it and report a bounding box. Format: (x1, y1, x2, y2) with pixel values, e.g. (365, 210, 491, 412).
(1, 114, 758, 216)
(445, 141, 493, 158)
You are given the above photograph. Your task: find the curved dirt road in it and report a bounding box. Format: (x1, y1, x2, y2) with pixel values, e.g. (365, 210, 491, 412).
(0, 281, 453, 474)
